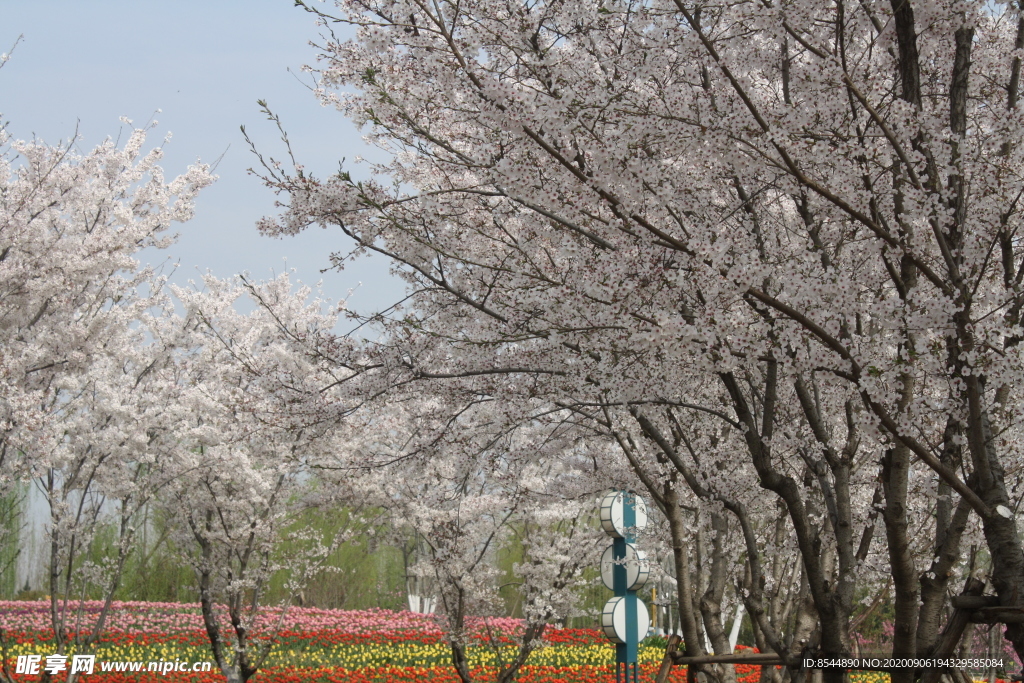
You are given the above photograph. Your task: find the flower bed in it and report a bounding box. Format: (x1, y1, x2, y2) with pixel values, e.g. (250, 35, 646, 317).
(0, 602, 1003, 682)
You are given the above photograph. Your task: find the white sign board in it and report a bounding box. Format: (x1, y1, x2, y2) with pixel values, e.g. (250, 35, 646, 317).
(600, 544, 650, 592)
(601, 596, 651, 645)
(599, 491, 649, 538)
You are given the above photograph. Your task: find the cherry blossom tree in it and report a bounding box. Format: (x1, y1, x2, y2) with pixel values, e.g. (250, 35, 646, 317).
(35, 296, 194, 683)
(0, 114, 211, 682)
(255, 0, 1024, 678)
(162, 274, 367, 683)
(336, 396, 610, 683)
(0, 124, 210, 472)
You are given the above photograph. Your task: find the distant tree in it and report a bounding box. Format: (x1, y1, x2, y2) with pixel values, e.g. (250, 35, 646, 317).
(0, 485, 24, 600)
(340, 397, 608, 683)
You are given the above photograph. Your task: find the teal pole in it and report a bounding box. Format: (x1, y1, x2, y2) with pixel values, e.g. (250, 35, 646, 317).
(615, 491, 639, 683)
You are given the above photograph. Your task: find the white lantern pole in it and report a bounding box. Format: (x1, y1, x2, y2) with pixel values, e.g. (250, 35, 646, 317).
(599, 490, 651, 683)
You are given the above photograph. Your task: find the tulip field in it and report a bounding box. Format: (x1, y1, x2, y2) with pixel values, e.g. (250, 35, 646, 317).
(0, 601, 979, 683)
(0, 602, 687, 682)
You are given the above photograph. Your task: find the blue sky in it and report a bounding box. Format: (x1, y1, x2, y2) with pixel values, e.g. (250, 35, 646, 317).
(1, 0, 405, 317)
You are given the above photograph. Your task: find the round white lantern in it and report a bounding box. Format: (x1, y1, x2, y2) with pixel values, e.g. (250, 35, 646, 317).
(601, 596, 651, 644)
(599, 491, 648, 538)
(600, 543, 650, 592)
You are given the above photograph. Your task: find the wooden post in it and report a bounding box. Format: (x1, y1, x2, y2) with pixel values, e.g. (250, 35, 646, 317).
(671, 654, 785, 666)
(655, 638, 788, 683)
(920, 578, 985, 683)
(656, 634, 682, 683)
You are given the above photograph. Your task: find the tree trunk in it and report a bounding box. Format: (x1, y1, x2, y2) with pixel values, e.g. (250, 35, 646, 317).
(700, 512, 736, 683)
(665, 482, 705, 658)
(881, 443, 918, 683)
